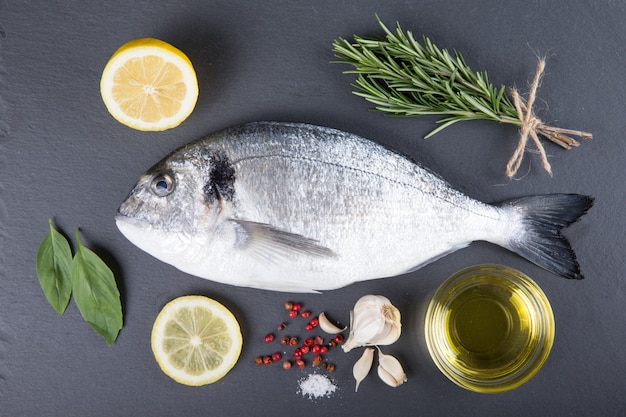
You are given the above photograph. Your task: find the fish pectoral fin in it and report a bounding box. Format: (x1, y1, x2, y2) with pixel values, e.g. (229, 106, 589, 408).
(230, 220, 336, 262)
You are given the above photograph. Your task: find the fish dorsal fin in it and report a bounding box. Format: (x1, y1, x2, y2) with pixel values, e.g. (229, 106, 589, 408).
(230, 220, 336, 262)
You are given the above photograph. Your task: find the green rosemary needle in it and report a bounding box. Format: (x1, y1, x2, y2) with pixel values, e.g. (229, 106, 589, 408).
(332, 16, 592, 177)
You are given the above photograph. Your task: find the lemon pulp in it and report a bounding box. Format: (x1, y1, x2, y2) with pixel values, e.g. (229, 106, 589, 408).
(151, 296, 242, 385)
(100, 38, 198, 131)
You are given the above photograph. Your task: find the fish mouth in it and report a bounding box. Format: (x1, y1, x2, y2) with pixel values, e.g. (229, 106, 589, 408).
(115, 210, 158, 255)
(115, 210, 151, 231)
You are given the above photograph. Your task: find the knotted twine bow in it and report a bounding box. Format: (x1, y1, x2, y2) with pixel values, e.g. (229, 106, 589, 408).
(505, 59, 593, 178)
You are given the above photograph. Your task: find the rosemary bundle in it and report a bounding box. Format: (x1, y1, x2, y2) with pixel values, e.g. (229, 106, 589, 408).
(332, 16, 592, 177)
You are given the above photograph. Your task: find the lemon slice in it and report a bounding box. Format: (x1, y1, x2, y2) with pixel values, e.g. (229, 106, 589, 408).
(151, 295, 243, 386)
(100, 38, 199, 131)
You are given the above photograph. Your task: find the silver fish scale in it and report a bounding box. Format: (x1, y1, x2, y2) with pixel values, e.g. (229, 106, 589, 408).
(186, 122, 502, 288)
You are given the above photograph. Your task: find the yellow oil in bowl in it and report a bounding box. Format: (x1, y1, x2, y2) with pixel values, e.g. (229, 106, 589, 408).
(424, 264, 554, 393)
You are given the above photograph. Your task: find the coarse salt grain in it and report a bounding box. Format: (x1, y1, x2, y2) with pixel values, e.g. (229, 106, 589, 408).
(297, 373, 337, 399)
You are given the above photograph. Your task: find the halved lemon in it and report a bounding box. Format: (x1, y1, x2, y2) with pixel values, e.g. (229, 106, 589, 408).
(100, 38, 199, 131)
(151, 295, 243, 386)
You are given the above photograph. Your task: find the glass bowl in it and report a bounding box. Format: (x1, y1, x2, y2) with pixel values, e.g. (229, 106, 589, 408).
(424, 264, 554, 393)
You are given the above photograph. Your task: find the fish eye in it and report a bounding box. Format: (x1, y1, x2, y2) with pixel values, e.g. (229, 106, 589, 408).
(150, 173, 175, 197)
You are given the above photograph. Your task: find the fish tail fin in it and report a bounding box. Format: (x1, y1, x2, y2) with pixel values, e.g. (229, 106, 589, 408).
(498, 194, 594, 279)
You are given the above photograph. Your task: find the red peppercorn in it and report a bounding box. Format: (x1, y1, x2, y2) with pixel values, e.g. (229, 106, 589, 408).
(309, 317, 319, 327)
(264, 334, 274, 343)
(327, 363, 336, 373)
(328, 340, 337, 349)
(311, 345, 321, 354)
(305, 324, 314, 332)
(300, 311, 311, 319)
(312, 355, 322, 366)
(300, 345, 310, 355)
(271, 352, 282, 362)
(314, 335, 324, 345)
(284, 301, 293, 311)
(254, 356, 263, 366)
(333, 334, 344, 344)
(293, 348, 302, 358)
(320, 346, 329, 354)
(263, 356, 272, 365)
(280, 336, 290, 345)
(289, 337, 299, 346)
(277, 322, 287, 331)
(296, 359, 305, 369)
(292, 303, 302, 312)
(303, 337, 314, 347)
(288, 310, 298, 319)
(283, 360, 292, 370)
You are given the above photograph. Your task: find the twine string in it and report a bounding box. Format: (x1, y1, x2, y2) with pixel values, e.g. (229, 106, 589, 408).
(505, 59, 593, 178)
(506, 59, 552, 177)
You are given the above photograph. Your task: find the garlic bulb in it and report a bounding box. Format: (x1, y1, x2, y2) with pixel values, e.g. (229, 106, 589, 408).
(342, 295, 401, 353)
(377, 347, 406, 387)
(353, 347, 374, 392)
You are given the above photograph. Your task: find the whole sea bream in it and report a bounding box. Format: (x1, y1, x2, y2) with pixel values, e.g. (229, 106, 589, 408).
(116, 122, 593, 292)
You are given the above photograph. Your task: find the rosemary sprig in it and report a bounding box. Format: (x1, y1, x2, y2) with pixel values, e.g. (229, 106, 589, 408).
(332, 16, 592, 177)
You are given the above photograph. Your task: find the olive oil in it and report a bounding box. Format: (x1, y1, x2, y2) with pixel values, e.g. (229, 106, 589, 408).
(445, 276, 536, 375)
(425, 265, 554, 393)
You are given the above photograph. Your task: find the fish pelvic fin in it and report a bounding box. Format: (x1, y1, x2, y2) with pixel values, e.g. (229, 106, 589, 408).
(230, 219, 336, 263)
(499, 194, 594, 280)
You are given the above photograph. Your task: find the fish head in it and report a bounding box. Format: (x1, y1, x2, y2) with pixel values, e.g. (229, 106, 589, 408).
(115, 148, 229, 265)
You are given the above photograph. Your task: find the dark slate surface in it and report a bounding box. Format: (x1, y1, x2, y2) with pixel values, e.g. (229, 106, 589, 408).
(1, 1, 625, 416)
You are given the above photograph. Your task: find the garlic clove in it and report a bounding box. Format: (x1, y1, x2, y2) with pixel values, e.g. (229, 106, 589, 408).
(352, 295, 391, 316)
(378, 365, 404, 388)
(355, 294, 388, 308)
(377, 348, 406, 388)
(318, 312, 347, 334)
(342, 309, 385, 352)
(367, 321, 401, 346)
(353, 347, 375, 392)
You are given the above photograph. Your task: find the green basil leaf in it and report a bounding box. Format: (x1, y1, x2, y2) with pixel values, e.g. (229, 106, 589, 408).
(36, 219, 72, 314)
(71, 229, 123, 346)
